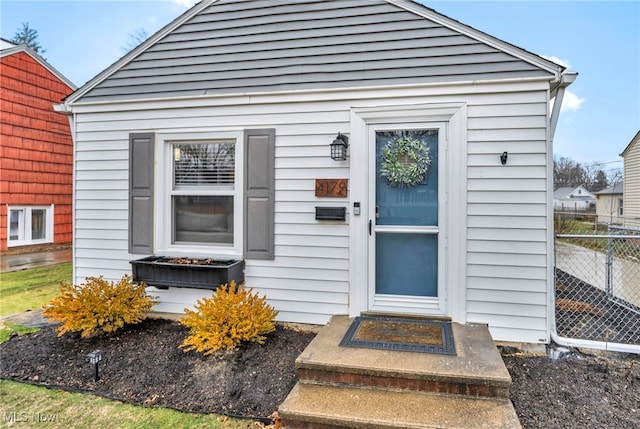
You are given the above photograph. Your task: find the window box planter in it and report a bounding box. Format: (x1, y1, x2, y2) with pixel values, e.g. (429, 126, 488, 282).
(130, 256, 244, 290)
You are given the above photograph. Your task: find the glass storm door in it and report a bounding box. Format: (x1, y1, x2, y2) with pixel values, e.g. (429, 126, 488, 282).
(369, 125, 445, 314)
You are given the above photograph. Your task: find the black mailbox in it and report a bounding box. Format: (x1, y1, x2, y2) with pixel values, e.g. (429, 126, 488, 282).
(315, 206, 346, 221)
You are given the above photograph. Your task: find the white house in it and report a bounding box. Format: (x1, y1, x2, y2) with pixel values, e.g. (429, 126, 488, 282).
(553, 185, 596, 211)
(57, 0, 576, 344)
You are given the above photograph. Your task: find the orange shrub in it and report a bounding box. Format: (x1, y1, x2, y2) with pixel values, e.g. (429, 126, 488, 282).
(180, 281, 278, 355)
(43, 275, 157, 338)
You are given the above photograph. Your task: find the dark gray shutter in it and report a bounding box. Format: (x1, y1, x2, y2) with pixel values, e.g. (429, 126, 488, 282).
(129, 132, 155, 254)
(244, 128, 275, 260)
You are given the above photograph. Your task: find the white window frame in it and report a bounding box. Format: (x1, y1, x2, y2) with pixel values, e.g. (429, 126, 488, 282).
(7, 205, 54, 247)
(156, 132, 244, 258)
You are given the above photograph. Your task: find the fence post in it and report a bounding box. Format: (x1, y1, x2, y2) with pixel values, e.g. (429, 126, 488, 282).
(606, 235, 613, 296)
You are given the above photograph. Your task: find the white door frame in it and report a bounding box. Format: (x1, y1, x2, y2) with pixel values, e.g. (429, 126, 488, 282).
(349, 102, 468, 322)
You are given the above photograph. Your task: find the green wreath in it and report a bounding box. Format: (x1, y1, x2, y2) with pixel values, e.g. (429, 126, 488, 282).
(379, 136, 431, 187)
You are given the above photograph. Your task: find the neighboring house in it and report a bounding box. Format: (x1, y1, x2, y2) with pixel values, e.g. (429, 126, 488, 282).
(594, 183, 624, 225)
(57, 0, 576, 344)
(620, 130, 640, 228)
(553, 186, 596, 211)
(0, 38, 76, 251)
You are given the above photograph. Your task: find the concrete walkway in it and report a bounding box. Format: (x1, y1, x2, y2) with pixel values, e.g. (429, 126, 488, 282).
(0, 309, 53, 328)
(1, 247, 72, 327)
(1, 247, 72, 273)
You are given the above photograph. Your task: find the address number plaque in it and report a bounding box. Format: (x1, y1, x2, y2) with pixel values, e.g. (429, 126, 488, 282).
(315, 179, 348, 198)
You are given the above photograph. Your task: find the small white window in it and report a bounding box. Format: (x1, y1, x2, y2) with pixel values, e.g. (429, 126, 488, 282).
(619, 199, 624, 216)
(7, 205, 54, 247)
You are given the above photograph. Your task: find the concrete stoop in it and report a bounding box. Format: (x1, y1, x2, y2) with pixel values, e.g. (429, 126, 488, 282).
(279, 315, 521, 429)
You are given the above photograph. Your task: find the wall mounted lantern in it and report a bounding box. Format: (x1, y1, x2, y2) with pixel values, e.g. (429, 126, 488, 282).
(500, 151, 508, 165)
(87, 349, 103, 381)
(330, 133, 349, 161)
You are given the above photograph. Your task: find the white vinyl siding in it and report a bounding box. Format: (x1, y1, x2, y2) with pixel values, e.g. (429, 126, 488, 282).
(72, 79, 552, 339)
(622, 137, 640, 228)
(465, 91, 550, 342)
(74, 99, 350, 324)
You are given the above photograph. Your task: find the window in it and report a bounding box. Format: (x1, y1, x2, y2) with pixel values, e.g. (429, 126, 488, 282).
(619, 199, 624, 216)
(160, 137, 242, 256)
(7, 206, 54, 247)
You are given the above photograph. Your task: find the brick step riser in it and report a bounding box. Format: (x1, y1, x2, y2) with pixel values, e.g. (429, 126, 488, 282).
(297, 367, 510, 399)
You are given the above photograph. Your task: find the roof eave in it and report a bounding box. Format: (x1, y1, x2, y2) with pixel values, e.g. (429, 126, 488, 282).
(390, 0, 565, 81)
(0, 44, 77, 90)
(620, 130, 640, 157)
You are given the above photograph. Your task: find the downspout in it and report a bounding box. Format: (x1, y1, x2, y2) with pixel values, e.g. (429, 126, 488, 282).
(548, 70, 577, 344)
(53, 103, 76, 284)
(549, 71, 578, 140)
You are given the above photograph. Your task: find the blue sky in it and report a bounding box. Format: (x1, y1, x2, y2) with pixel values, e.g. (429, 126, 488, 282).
(1, 0, 638, 171)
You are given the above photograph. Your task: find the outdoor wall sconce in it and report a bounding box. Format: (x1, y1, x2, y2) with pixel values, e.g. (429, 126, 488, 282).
(500, 151, 508, 165)
(330, 133, 349, 161)
(87, 350, 103, 382)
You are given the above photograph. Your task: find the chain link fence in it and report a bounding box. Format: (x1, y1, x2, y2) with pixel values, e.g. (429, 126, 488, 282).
(554, 216, 640, 351)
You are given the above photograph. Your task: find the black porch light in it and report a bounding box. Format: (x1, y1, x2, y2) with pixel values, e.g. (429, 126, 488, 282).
(87, 349, 103, 381)
(500, 151, 508, 165)
(330, 133, 349, 161)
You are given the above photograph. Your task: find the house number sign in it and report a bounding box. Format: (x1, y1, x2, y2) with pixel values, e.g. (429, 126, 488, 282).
(315, 179, 348, 198)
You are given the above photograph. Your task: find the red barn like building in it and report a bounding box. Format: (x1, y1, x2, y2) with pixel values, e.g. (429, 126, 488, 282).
(0, 39, 76, 252)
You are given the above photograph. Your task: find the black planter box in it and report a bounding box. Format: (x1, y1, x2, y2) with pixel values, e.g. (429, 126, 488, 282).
(130, 256, 244, 290)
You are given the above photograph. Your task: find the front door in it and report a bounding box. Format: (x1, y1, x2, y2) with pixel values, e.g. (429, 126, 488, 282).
(368, 125, 445, 315)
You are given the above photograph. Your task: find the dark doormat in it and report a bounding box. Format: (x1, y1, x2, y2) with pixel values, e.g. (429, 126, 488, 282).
(339, 316, 456, 355)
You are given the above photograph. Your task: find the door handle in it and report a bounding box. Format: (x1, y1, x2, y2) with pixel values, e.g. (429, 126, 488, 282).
(369, 219, 372, 236)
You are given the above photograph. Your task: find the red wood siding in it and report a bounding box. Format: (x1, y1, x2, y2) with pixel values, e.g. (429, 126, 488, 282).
(0, 51, 74, 251)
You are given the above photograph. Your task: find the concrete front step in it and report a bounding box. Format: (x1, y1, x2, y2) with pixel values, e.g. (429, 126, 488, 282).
(294, 315, 512, 399)
(279, 383, 522, 429)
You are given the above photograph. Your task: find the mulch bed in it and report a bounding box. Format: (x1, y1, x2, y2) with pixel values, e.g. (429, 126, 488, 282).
(0, 319, 315, 422)
(504, 350, 639, 429)
(1, 318, 638, 428)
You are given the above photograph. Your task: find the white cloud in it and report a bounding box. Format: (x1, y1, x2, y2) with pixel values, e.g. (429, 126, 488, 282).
(542, 55, 572, 69)
(561, 90, 585, 112)
(550, 89, 585, 113)
(173, 0, 198, 7)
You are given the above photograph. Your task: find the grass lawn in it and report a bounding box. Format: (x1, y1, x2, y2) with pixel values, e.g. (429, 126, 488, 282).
(0, 321, 39, 343)
(0, 262, 72, 317)
(0, 380, 251, 429)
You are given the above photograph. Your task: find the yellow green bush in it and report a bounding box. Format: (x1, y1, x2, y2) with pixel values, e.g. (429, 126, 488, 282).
(180, 281, 278, 355)
(43, 275, 157, 338)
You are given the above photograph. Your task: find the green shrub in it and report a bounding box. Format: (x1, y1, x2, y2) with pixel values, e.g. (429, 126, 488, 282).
(180, 281, 278, 355)
(43, 275, 157, 338)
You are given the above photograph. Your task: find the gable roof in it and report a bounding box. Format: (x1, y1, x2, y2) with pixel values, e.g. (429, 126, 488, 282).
(595, 183, 623, 195)
(1, 43, 77, 90)
(66, 0, 565, 104)
(620, 130, 640, 157)
(553, 186, 596, 200)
